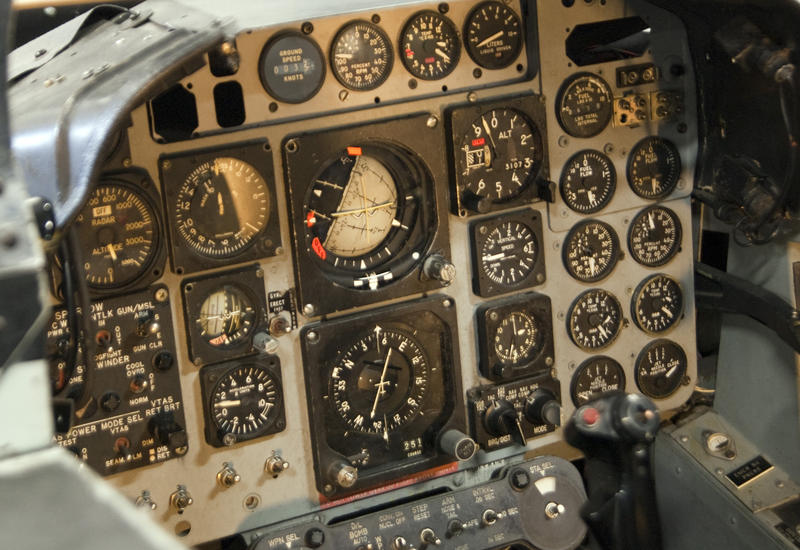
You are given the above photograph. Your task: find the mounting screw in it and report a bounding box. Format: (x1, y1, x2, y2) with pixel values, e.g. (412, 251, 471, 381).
(222, 433, 237, 446)
(467, 91, 478, 102)
(510, 468, 530, 491)
(306, 330, 319, 344)
(305, 528, 325, 548)
(154, 288, 168, 302)
(161, 159, 171, 170)
(558, 135, 569, 148)
(285, 139, 298, 153)
(426, 115, 439, 128)
(301, 21, 314, 34)
(303, 303, 316, 317)
(338, 89, 349, 102)
(545, 356, 554, 367)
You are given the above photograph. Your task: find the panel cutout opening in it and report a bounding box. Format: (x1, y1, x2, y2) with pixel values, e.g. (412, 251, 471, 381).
(566, 16, 650, 67)
(150, 84, 198, 142)
(214, 81, 246, 128)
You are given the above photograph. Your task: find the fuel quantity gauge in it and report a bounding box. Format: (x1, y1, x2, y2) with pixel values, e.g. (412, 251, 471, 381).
(464, 1, 523, 70)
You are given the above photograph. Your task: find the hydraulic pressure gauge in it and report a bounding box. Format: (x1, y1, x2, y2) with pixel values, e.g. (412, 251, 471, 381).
(632, 274, 683, 334)
(571, 356, 626, 406)
(400, 11, 460, 80)
(628, 205, 682, 267)
(556, 73, 614, 138)
(627, 137, 681, 199)
(560, 150, 616, 214)
(567, 289, 623, 351)
(464, 1, 523, 70)
(562, 220, 620, 282)
(635, 339, 687, 399)
(331, 20, 393, 91)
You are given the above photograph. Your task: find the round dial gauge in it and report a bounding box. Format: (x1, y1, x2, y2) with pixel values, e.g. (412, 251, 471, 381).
(479, 220, 538, 287)
(74, 183, 159, 289)
(632, 274, 683, 334)
(635, 339, 687, 399)
(628, 205, 682, 267)
(331, 21, 393, 91)
(401, 11, 460, 80)
(211, 364, 282, 440)
(494, 311, 540, 365)
(464, 1, 523, 70)
(330, 327, 428, 436)
(560, 150, 616, 214)
(562, 220, 620, 282)
(571, 356, 626, 406)
(196, 285, 256, 348)
(627, 137, 681, 199)
(259, 32, 325, 103)
(460, 108, 543, 208)
(568, 289, 623, 350)
(556, 73, 614, 138)
(175, 157, 269, 258)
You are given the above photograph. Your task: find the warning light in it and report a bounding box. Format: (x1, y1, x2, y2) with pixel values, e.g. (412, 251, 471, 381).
(471, 138, 486, 147)
(347, 146, 362, 156)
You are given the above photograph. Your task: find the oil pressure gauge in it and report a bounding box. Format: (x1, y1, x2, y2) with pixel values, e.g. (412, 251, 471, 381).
(562, 220, 620, 282)
(567, 289, 623, 351)
(571, 356, 626, 406)
(632, 274, 683, 334)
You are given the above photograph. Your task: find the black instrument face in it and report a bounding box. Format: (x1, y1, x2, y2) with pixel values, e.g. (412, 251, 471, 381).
(627, 137, 682, 199)
(562, 220, 619, 282)
(635, 339, 687, 399)
(628, 205, 682, 267)
(400, 11, 460, 80)
(259, 32, 325, 103)
(568, 289, 623, 351)
(560, 150, 616, 214)
(331, 21, 393, 91)
(175, 157, 270, 258)
(556, 73, 614, 138)
(74, 183, 159, 290)
(494, 311, 540, 365)
(571, 356, 626, 406)
(196, 284, 256, 348)
(464, 1, 523, 70)
(632, 274, 683, 334)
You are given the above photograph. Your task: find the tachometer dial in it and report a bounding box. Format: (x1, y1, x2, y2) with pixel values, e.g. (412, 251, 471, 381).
(464, 1, 523, 70)
(494, 311, 540, 365)
(560, 150, 616, 214)
(632, 274, 683, 334)
(562, 220, 619, 282)
(74, 183, 159, 289)
(174, 157, 270, 258)
(635, 339, 687, 399)
(627, 137, 681, 199)
(556, 73, 614, 138)
(331, 21, 393, 91)
(568, 289, 623, 350)
(196, 284, 256, 348)
(571, 356, 626, 406)
(401, 11, 460, 80)
(628, 205, 682, 267)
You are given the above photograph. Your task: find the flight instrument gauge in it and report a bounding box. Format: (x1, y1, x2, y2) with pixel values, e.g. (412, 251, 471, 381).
(632, 274, 683, 334)
(196, 285, 256, 348)
(493, 311, 540, 365)
(200, 358, 286, 447)
(628, 205, 682, 267)
(259, 32, 325, 103)
(470, 209, 545, 297)
(627, 137, 681, 199)
(562, 220, 620, 282)
(635, 339, 687, 399)
(567, 289, 623, 351)
(331, 20, 393, 91)
(401, 11, 460, 80)
(560, 150, 616, 214)
(300, 296, 465, 497)
(73, 182, 160, 290)
(571, 356, 626, 406)
(464, 1, 523, 70)
(556, 73, 614, 138)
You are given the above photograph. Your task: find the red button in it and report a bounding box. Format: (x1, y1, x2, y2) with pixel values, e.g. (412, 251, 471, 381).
(582, 407, 600, 426)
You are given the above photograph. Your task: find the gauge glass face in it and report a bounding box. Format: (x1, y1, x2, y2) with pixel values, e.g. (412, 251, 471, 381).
(259, 33, 325, 103)
(568, 289, 623, 350)
(75, 183, 158, 289)
(627, 137, 681, 199)
(632, 274, 683, 334)
(480, 220, 537, 287)
(331, 21, 393, 90)
(460, 108, 542, 204)
(211, 364, 281, 438)
(571, 356, 625, 406)
(401, 11, 460, 80)
(464, 1, 523, 70)
(494, 311, 539, 365)
(556, 73, 613, 138)
(330, 327, 428, 436)
(197, 285, 256, 348)
(563, 220, 619, 282)
(560, 150, 616, 214)
(628, 206, 682, 266)
(175, 157, 269, 258)
(635, 340, 687, 399)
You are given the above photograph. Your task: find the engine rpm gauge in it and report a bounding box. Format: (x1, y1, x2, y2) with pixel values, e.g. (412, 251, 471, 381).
(571, 356, 626, 406)
(560, 150, 616, 214)
(401, 11, 460, 80)
(628, 205, 682, 267)
(562, 220, 620, 282)
(632, 274, 683, 334)
(331, 21, 393, 91)
(464, 1, 523, 70)
(635, 339, 687, 399)
(567, 289, 623, 350)
(627, 137, 682, 199)
(196, 284, 256, 348)
(556, 73, 614, 138)
(74, 183, 159, 290)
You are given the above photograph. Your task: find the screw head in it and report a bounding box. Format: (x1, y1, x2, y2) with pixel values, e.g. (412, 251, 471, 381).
(510, 468, 530, 490)
(303, 303, 316, 317)
(305, 528, 325, 548)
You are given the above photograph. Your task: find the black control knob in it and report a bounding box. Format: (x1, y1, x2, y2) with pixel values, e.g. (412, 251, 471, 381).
(326, 458, 358, 490)
(423, 254, 456, 284)
(524, 389, 561, 426)
(461, 190, 491, 213)
(484, 399, 519, 437)
(439, 429, 478, 461)
(149, 411, 188, 452)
